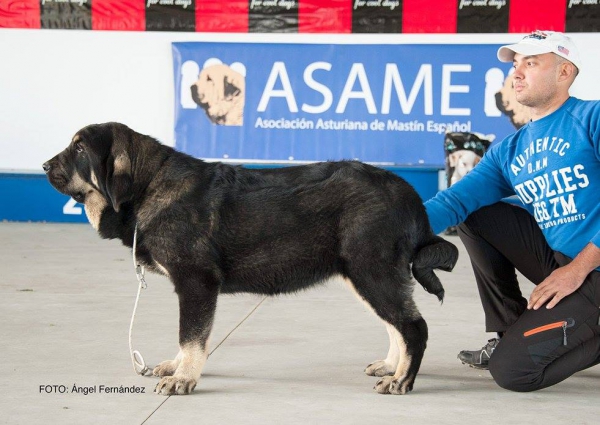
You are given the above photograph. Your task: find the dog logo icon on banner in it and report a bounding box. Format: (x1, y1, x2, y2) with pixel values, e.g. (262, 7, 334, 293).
(181, 58, 246, 126)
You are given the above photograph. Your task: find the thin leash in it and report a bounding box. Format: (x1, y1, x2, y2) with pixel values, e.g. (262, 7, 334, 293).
(129, 224, 150, 376)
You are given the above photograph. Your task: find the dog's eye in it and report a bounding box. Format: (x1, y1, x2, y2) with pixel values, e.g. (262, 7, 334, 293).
(75, 143, 84, 154)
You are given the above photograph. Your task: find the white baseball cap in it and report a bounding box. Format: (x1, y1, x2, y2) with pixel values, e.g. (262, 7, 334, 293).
(497, 30, 581, 71)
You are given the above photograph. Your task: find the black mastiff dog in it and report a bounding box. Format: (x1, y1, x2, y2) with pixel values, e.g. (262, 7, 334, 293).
(43, 122, 458, 396)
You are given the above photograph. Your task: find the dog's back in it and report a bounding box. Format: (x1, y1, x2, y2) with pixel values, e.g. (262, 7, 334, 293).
(207, 160, 457, 302)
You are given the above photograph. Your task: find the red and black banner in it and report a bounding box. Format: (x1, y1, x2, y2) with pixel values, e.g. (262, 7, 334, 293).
(146, 1, 195, 32)
(41, 0, 91, 29)
(1, 1, 598, 33)
(457, 1, 510, 34)
(351, 1, 401, 33)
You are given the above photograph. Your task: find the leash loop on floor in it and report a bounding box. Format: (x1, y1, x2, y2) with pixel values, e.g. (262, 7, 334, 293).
(129, 224, 149, 376)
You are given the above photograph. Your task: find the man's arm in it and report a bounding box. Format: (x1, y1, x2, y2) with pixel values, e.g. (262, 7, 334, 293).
(425, 145, 514, 234)
(528, 242, 600, 310)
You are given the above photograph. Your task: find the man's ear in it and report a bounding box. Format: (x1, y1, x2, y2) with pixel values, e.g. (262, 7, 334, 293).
(106, 148, 132, 212)
(558, 61, 577, 83)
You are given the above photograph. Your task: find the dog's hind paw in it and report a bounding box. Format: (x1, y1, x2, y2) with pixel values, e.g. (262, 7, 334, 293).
(153, 360, 178, 377)
(154, 376, 197, 396)
(373, 376, 414, 395)
(365, 360, 395, 377)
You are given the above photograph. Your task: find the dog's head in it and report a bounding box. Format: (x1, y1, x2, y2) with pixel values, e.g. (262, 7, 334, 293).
(43, 122, 133, 214)
(190, 62, 245, 126)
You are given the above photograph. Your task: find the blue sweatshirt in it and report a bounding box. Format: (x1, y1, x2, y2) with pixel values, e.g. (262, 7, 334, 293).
(425, 97, 600, 263)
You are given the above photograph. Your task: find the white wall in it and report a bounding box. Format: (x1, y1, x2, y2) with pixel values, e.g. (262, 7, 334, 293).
(1, 29, 599, 172)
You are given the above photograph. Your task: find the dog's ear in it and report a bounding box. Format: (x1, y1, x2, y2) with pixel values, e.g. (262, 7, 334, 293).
(105, 140, 133, 213)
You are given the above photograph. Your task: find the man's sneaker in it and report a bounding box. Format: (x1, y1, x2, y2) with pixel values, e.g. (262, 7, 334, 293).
(457, 338, 500, 370)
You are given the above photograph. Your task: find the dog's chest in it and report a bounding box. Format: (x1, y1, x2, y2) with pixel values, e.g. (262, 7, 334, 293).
(135, 248, 171, 278)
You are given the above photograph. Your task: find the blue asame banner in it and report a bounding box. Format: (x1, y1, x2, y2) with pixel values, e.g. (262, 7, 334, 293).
(172, 42, 517, 166)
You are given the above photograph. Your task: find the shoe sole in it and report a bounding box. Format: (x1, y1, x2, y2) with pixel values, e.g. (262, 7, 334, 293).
(459, 360, 489, 370)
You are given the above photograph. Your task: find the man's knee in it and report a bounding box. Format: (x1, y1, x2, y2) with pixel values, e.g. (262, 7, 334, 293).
(489, 350, 542, 392)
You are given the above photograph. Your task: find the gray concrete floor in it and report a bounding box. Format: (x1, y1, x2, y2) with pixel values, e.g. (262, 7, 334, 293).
(1, 222, 598, 424)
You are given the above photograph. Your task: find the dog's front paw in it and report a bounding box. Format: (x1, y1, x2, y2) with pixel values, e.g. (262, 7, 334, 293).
(154, 376, 197, 396)
(373, 376, 394, 394)
(365, 360, 395, 377)
(373, 376, 414, 395)
(153, 360, 178, 377)
(388, 375, 414, 395)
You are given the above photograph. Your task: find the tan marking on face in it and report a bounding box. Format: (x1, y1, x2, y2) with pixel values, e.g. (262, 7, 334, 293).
(67, 171, 89, 194)
(72, 134, 81, 143)
(90, 170, 100, 188)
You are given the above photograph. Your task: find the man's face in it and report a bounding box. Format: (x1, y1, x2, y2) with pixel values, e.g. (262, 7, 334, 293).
(512, 52, 561, 108)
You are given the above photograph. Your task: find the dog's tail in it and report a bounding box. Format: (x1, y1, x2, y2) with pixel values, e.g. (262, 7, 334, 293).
(412, 236, 459, 303)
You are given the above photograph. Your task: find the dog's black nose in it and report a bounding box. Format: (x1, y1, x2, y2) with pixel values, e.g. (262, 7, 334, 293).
(42, 162, 51, 173)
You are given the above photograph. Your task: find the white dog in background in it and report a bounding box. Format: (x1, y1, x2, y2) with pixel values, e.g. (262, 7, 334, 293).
(447, 150, 481, 185)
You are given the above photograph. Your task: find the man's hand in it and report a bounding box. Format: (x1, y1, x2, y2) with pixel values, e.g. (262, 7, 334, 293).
(527, 265, 584, 310)
(528, 242, 600, 310)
